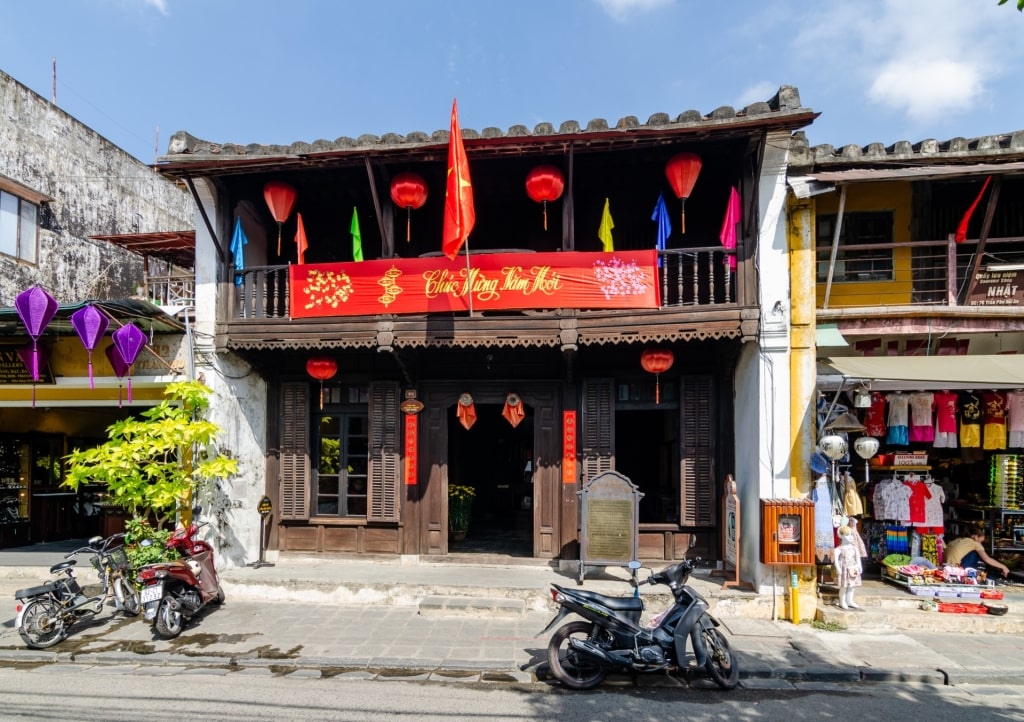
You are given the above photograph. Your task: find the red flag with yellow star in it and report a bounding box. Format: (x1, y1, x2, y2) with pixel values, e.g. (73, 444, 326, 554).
(442, 99, 475, 260)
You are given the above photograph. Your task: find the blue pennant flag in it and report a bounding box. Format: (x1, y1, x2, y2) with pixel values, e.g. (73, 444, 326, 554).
(651, 193, 671, 267)
(230, 217, 249, 286)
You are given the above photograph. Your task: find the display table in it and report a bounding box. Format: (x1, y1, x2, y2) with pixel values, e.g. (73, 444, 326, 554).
(881, 565, 1000, 599)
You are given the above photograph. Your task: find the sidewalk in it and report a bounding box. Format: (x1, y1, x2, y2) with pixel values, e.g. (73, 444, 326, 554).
(2, 546, 1023, 688)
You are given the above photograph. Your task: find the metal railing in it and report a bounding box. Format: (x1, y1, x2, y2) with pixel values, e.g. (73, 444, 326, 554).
(816, 234, 1024, 309)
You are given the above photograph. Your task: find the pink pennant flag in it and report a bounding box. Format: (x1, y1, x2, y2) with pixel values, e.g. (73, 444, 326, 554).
(719, 186, 740, 270)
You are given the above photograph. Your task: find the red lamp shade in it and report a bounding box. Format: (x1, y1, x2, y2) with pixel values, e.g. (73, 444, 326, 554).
(525, 165, 565, 231)
(264, 181, 298, 256)
(390, 172, 428, 242)
(306, 356, 338, 408)
(640, 347, 675, 404)
(664, 152, 702, 233)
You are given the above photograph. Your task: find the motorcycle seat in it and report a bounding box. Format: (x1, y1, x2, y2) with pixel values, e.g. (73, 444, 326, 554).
(552, 584, 644, 613)
(14, 581, 61, 599)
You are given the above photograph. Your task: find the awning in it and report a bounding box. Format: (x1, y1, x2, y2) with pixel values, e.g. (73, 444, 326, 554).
(820, 355, 1024, 390)
(815, 323, 848, 348)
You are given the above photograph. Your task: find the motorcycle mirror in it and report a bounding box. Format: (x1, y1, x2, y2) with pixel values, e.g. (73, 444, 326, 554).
(628, 560, 642, 571)
(88, 535, 102, 545)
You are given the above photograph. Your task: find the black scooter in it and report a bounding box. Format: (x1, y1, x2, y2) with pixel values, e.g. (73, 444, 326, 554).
(540, 558, 739, 689)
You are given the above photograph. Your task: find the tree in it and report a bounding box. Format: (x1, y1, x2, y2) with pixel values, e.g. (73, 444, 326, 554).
(998, 0, 1024, 11)
(62, 379, 239, 528)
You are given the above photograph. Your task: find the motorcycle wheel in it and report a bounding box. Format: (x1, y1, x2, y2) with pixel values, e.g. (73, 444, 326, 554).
(114, 576, 141, 617)
(701, 627, 739, 690)
(546, 620, 609, 690)
(154, 597, 184, 639)
(214, 587, 225, 605)
(18, 599, 68, 649)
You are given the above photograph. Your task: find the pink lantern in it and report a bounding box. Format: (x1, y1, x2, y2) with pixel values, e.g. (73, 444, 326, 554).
(104, 344, 130, 408)
(112, 323, 147, 403)
(14, 287, 57, 381)
(71, 305, 109, 389)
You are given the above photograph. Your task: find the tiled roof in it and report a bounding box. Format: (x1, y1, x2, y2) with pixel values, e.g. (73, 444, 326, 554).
(157, 85, 816, 172)
(791, 129, 1024, 169)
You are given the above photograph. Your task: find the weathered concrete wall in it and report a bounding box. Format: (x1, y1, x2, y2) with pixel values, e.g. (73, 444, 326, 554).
(0, 69, 193, 305)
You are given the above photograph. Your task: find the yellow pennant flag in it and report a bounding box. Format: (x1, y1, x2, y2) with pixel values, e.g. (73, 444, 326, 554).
(598, 197, 615, 252)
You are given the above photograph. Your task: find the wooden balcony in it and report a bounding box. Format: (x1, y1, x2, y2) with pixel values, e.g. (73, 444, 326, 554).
(220, 247, 755, 352)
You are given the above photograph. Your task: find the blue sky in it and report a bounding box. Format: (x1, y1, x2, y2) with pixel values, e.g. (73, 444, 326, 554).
(2, 0, 1022, 164)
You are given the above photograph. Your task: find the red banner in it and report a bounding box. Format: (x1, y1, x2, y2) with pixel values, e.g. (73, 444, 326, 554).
(289, 250, 660, 318)
(562, 410, 577, 485)
(404, 414, 418, 486)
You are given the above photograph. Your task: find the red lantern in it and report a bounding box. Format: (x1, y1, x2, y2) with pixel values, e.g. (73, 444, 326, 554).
(264, 181, 298, 256)
(640, 347, 675, 404)
(664, 152, 702, 233)
(525, 165, 564, 231)
(390, 172, 428, 242)
(306, 356, 338, 409)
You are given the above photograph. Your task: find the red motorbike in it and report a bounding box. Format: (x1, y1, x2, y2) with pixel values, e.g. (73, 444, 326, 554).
(138, 513, 225, 639)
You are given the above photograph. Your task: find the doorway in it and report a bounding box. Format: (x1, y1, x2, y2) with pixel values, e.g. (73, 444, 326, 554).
(447, 402, 533, 556)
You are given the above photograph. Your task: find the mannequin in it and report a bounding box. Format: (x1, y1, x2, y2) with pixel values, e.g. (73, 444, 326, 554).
(834, 525, 863, 610)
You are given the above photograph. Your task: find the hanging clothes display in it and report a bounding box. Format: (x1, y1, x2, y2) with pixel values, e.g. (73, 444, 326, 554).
(908, 391, 935, 443)
(1009, 389, 1024, 449)
(886, 392, 909, 446)
(863, 391, 887, 438)
(842, 470, 864, 517)
(983, 391, 1008, 450)
(959, 391, 982, 448)
(813, 474, 837, 565)
(933, 390, 959, 448)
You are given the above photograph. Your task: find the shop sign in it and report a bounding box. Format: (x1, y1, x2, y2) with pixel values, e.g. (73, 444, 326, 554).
(289, 250, 660, 319)
(0, 344, 54, 384)
(562, 410, 577, 484)
(966, 268, 1023, 307)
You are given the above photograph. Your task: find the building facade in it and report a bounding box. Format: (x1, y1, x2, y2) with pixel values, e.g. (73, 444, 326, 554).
(0, 69, 194, 547)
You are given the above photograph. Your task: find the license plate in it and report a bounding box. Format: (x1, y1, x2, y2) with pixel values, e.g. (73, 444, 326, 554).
(140, 584, 163, 604)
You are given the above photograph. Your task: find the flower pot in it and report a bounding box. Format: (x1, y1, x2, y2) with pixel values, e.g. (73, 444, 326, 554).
(449, 530, 468, 543)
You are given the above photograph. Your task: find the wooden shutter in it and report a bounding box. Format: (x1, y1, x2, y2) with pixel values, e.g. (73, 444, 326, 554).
(581, 378, 614, 483)
(368, 381, 400, 522)
(680, 375, 715, 526)
(279, 381, 310, 521)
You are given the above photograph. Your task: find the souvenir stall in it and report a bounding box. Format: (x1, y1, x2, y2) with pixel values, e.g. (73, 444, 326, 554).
(816, 357, 1024, 606)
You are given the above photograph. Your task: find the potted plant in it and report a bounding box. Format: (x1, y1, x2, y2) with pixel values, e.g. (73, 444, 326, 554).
(448, 484, 476, 541)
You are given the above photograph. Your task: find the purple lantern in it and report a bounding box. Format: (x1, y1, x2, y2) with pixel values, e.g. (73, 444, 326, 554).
(111, 323, 147, 403)
(71, 305, 109, 389)
(16, 344, 51, 407)
(14, 287, 58, 382)
(105, 344, 130, 407)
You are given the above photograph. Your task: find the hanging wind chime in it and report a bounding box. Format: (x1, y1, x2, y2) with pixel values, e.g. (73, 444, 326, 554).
(525, 165, 564, 231)
(389, 172, 428, 243)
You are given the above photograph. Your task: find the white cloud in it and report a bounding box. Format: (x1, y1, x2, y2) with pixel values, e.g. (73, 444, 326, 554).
(868, 58, 984, 123)
(144, 0, 169, 15)
(737, 81, 778, 109)
(595, 0, 674, 23)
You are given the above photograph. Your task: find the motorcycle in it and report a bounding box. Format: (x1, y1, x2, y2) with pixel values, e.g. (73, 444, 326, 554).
(137, 511, 225, 639)
(540, 557, 739, 690)
(14, 532, 141, 649)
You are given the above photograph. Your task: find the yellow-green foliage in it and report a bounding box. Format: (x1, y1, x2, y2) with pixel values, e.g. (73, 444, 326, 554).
(62, 380, 239, 525)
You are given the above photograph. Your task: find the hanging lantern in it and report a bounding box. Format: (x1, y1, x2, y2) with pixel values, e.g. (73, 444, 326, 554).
(664, 152, 702, 233)
(14, 286, 58, 407)
(640, 347, 675, 404)
(263, 181, 298, 256)
(71, 305, 109, 390)
(389, 172, 428, 243)
(306, 356, 338, 409)
(105, 344, 130, 408)
(818, 434, 848, 461)
(112, 323, 147, 404)
(525, 165, 564, 231)
(853, 435, 880, 486)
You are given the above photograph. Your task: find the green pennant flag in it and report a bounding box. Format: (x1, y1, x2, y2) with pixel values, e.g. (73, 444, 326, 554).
(350, 206, 363, 262)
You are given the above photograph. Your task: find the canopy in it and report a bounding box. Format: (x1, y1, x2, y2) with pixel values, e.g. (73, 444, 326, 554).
(820, 355, 1024, 390)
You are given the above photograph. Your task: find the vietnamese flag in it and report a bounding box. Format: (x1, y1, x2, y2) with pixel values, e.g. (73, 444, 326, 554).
(954, 175, 992, 243)
(295, 212, 309, 264)
(442, 99, 475, 260)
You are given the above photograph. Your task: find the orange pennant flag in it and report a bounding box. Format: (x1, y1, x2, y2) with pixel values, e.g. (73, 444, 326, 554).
(442, 99, 475, 260)
(295, 212, 309, 264)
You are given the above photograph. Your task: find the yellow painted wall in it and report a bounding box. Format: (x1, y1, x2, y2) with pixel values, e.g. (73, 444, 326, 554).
(814, 182, 914, 307)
